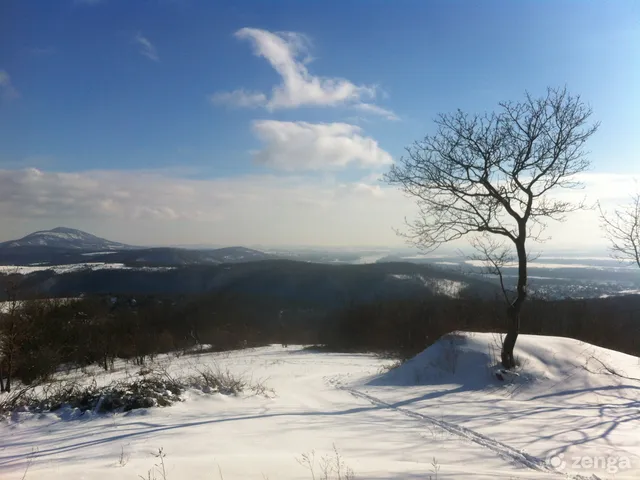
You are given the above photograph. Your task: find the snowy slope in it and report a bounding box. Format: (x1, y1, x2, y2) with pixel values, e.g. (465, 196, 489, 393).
(1, 334, 638, 479)
(0, 227, 134, 250)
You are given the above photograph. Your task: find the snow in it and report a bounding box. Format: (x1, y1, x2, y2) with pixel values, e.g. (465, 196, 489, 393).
(1, 228, 131, 250)
(0, 263, 174, 275)
(0, 263, 129, 274)
(389, 273, 466, 297)
(465, 260, 632, 271)
(1, 334, 639, 479)
(354, 254, 389, 264)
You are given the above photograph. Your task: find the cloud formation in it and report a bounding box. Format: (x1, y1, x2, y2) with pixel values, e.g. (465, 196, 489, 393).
(0, 168, 632, 249)
(211, 28, 397, 119)
(251, 121, 394, 171)
(0, 70, 20, 101)
(0, 168, 403, 246)
(134, 33, 159, 62)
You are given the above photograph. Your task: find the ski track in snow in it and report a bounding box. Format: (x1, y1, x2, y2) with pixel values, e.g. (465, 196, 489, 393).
(335, 383, 554, 474)
(329, 378, 601, 480)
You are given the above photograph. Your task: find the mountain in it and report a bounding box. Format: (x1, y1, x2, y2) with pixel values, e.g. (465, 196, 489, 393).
(0, 228, 278, 266)
(0, 227, 135, 251)
(87, 246, 277, 266)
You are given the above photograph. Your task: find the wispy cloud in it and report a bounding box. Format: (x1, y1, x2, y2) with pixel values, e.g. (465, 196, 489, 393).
(211, 28, 398, 119)
(0, 70, 20, 101)
(353, 103, 399, 121)
(134, 32, 159, 62)
(251, 121, 393, 171)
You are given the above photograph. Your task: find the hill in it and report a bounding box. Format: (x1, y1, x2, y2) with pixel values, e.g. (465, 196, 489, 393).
(0, 227, 135, 250)
(0, 228, 276, 266)
(2, 260, 499, 304)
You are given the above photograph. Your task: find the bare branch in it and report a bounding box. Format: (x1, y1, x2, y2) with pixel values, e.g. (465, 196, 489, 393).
(599, 190, 640, 269)
(386, 87, 598, 252)
(469, 235, 515, 303)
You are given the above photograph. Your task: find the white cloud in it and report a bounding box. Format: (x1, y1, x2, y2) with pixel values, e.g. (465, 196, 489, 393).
(134, 33, 159, 62)
(0, 168, 632, 250)
(212, 28, 397, 119)
(353, 103, 399, 121)
(0, 70, 20, 101)
(353, 182, 384, 197)
(251, 121, 394, 171)
(0, 168, 409, 247)
(209, 89, 266, 108)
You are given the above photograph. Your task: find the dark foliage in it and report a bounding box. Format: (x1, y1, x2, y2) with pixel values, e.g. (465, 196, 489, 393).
(1, 287, 638, 389)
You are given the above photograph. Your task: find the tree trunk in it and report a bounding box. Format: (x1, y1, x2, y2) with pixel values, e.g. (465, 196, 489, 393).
(502, 302, 521, 369)
(5, 357, 11, 393)
(501, 237, 527, 370)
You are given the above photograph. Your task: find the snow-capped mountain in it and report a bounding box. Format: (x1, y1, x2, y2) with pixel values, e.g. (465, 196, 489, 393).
(0, 227, 135, 251)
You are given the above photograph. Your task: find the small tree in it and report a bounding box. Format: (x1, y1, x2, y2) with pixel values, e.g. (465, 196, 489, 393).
(0, 277, 21, 392)
(600, 189, 640, 269)
(386, 87, 598, 369)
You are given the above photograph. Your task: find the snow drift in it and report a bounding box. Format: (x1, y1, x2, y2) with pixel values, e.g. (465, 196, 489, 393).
(367, 331, 640, 399)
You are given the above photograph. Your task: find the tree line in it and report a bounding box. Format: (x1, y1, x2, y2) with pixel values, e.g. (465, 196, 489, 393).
(1, 287, 639, 392)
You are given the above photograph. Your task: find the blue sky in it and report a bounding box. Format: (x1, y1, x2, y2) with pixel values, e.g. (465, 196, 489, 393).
(0, 0, 639, 248)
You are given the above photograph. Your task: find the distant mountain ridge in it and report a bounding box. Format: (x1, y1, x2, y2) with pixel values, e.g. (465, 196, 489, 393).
(0, 227, 277, 266)
(0, 227, 135, 251)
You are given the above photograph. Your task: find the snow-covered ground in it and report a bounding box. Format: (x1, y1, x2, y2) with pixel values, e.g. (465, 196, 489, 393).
(1, 333, 638, 479)
(0, 264, 174, 274)
(388, 273, 467, 297)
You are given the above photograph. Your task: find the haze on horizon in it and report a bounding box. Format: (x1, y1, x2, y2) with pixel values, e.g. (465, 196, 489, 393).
(1, 1, 638, 252)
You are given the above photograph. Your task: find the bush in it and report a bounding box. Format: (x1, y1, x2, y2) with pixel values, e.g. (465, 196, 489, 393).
(187, 365, 246, 395)
(0, 363, 272, 417)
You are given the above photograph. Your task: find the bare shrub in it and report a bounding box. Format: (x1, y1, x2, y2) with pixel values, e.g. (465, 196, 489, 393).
(138, 448, 168, 480)
(297, 445, 355, 480)
(187, 365, 247, 395)
(185, 364, 274, 397)
(429, 457, 441, 480)
(118, 445, 130, 467)
(1, 361, 273, 417)
(251, 377, 276, 398)
(0, 385, 35, 416)
(1, 374, 182, 415)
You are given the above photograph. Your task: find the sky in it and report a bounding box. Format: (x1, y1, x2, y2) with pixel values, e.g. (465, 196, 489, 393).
(0, 0, 639, 251)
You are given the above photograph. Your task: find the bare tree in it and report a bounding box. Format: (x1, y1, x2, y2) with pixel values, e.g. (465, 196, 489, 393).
(386, 87, 599, 369)
(0, 277, 21, 393)
(600, 189, 640, 269)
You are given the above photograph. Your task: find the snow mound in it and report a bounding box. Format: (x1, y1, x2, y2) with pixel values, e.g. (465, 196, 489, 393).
(369, 332, 640, 399)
